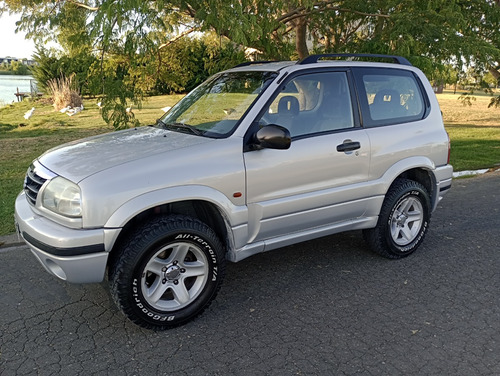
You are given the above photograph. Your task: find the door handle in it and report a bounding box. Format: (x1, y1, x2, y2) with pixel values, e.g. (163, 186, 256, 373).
(336, 141, 361, 152)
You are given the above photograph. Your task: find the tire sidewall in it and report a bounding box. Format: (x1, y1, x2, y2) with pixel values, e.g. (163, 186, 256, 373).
(384, 185, 430, 256)
(117, 221, 224, 328)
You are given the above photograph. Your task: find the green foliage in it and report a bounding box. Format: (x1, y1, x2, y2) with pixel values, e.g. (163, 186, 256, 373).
(91, 58, 142, 129)
(152, 38, 207, 94)
(10, 61, 30, 75)
(455, 66, 500, 107)
(0, 60, 31, 75)
(3, 0, 500, 128)
(54, 3, 93, 57)
(202, 37, 247, 76)
(484, 72, 499, 87)
(430, 64, 459, 87)
(31, 48, 98, 96)
(151, 35, 246, 95)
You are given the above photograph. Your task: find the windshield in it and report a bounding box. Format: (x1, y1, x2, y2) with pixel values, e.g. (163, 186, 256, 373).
(158, 71, 278, 138)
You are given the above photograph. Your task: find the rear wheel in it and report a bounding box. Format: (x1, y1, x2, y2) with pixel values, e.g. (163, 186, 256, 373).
(109, 215, 225, 330)
(364, 178, 431, 259)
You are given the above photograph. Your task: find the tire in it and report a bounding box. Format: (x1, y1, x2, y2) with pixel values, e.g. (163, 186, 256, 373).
(363, 178, 431, 259)
(108, 215, 226, 330)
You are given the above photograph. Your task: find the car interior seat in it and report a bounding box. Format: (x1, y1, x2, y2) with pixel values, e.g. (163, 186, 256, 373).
(276, 95, 300, 136)
(370, 89, 405, 119)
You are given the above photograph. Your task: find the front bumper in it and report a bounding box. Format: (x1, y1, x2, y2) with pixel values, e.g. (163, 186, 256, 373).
(15, 192, 111, 283)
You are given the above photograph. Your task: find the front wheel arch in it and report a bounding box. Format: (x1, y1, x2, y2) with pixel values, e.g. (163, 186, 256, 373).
(108, 199, 231, 267)
(108, 214, 227, 329)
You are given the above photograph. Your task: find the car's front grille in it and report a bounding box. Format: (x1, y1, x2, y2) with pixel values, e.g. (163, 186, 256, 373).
(24, 165, 47, 206)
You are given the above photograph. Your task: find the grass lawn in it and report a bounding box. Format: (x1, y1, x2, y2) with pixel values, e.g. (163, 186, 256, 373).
(438, 90, 500, 171)
(0, 91, 499, 236)
(0, 95, 183, 236)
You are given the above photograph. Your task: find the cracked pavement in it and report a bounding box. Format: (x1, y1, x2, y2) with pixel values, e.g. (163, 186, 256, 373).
(1, 171, 499, 375)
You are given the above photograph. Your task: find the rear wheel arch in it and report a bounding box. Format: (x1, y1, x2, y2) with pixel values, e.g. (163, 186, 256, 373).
(393, 167, 436, 206)
(364, 177, 431, 259)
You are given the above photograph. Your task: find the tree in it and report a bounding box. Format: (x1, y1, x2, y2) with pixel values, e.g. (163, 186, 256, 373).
(2, 0, 500, 125)
(151, 33, 246, 95)
(4, 1, 498, 62)
(9, 60, 30, 75)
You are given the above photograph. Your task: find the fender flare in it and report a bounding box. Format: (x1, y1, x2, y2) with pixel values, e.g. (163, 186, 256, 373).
(373, 156, 438, 211)
(104, 185, 248, 229)
(379, 156, 436, 193)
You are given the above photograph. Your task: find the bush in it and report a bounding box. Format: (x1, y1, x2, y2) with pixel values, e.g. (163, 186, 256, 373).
(32, 48, 98, 96)
(47, 74, 83, 110)
(151, 36, 247, 95)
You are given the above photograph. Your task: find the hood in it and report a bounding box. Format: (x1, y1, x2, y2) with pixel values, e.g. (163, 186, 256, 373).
(38, 127, 214, 182)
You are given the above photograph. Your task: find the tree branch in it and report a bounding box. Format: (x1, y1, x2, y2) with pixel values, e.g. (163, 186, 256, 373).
(277, 0, 389, 25)
(158, 27, 198, 50)
(67, 0, 99, 11)
(280, 7, 389, 26)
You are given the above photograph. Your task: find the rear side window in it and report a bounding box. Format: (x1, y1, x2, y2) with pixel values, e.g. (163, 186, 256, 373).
(354, 68, 427, 127)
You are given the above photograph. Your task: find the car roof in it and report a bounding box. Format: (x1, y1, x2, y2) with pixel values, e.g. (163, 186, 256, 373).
(227, 61, 296, 72)
(226, 54, 414, 74)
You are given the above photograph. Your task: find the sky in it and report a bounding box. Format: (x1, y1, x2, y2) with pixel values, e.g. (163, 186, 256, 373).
(0, 13, 36, 59)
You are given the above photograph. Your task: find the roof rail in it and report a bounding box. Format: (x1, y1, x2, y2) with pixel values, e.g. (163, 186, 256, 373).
(297, 54, 412, 66)
(233, 60, 278, 68)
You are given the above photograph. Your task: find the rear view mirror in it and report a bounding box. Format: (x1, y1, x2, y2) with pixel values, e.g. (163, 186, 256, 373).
(254, 125, 291, 150)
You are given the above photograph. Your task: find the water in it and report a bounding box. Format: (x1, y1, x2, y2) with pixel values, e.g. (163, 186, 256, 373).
(0, 75, 35, 107)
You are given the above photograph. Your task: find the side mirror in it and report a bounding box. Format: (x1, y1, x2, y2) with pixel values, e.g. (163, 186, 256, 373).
(254, 125, 291, 150)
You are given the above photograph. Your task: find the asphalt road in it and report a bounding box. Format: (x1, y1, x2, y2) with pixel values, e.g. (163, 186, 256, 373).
(1, 171, 499, 376)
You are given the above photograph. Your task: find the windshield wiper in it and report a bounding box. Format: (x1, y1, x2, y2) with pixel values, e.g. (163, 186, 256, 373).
(155, 119, 167, 128)
(161, 121, 203, 136)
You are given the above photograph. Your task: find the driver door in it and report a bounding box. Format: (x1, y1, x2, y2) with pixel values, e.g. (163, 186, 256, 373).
(243, 70, 371, 244)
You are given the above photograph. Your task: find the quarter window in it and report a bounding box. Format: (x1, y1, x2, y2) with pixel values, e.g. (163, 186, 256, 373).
(355, 68, 427, 127)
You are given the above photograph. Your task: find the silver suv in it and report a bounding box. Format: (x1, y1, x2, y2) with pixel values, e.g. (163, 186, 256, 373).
(15, 54, 453, 329)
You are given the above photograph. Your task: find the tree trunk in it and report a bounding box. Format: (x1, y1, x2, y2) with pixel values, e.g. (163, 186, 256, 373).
(489, 66, 500, 81)
(295, 18, 309, 60)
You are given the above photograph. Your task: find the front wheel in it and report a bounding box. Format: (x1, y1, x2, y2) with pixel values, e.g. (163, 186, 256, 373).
(109, 215, 226, 330)
(364, 178, 431, 259)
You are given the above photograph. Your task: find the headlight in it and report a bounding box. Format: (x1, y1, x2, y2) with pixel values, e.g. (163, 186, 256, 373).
(42, 177, 82, 217)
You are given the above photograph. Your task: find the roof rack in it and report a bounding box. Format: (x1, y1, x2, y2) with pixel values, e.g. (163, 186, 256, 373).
(297, 54, 412, 66)
(233, 60, 279, 68)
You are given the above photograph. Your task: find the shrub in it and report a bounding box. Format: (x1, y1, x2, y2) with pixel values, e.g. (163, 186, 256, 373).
(47, 74, 83, 110)
(32, 48, 97, 96)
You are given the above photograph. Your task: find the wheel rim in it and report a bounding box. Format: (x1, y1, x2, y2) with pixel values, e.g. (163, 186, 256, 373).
(140, 241, 209, 311)
(390, 196, 424, 246)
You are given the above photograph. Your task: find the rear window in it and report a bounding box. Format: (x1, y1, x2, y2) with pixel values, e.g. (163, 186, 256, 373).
(354, 68, 428, 127)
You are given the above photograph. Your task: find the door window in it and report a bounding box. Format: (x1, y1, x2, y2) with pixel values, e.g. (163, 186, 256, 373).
(259, 72, 354, 137)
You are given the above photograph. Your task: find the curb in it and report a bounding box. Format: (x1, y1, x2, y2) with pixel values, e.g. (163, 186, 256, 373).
(0, 233, 25, 249)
